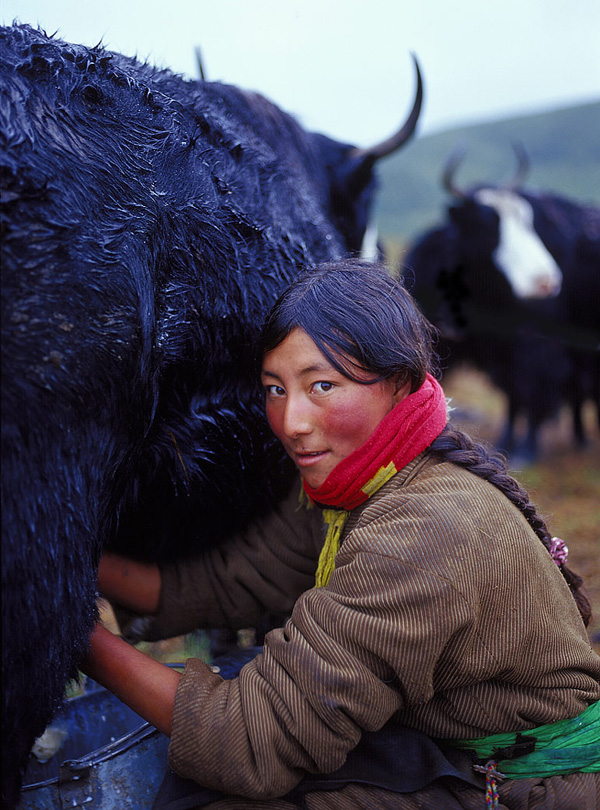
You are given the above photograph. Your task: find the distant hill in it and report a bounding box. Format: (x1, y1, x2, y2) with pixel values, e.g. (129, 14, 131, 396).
(375, 101, 600, 257)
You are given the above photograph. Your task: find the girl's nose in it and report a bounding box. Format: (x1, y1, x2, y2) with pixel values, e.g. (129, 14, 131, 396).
(283, 396, 312, 439)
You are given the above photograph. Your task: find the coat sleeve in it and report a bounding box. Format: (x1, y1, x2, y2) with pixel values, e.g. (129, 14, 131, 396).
(136, 479, 325, 641)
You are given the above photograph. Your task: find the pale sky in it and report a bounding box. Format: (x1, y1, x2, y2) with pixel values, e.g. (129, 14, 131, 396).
(2, 0, 599, 146)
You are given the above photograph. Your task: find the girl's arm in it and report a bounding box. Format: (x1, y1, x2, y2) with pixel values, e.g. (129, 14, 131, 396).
(97, 551, 161, 614)
(80, 623, 180, 737)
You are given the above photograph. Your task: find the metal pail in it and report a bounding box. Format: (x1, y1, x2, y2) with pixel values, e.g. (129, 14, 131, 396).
(17, 649, 260, 809)
(18, 676, 170, 810)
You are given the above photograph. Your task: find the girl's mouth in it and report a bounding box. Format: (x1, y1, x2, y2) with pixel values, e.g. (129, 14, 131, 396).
(292, 450, 327, 467)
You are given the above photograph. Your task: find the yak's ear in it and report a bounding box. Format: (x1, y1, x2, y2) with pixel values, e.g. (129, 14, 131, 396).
(335, 54, 424, 197)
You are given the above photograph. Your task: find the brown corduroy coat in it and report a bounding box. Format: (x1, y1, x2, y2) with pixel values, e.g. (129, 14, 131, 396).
(140, 452, 600, 808)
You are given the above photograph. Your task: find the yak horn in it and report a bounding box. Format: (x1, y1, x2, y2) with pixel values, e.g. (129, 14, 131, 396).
(443, 141, 530, 198)
(505, 141, 530, 190)
(349, 54, 423, 164)
(442, 145, 469, 199)
(195, 46, 206, 81)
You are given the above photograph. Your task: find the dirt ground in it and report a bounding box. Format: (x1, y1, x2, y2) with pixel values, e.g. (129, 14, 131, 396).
(103, 366, 600, 660)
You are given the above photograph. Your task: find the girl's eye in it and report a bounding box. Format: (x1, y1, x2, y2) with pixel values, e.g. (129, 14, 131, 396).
(265, 384, 285, 398)
(312, 381, 334, 394)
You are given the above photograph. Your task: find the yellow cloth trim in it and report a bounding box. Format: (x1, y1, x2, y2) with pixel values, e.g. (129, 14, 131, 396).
(314, 462, 398, 587)
(315, 509, 350, 587)
(361, 461, 397, 497)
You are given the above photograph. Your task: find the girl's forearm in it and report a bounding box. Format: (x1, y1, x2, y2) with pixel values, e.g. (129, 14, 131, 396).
(98, 552, 161, 614)
(80, 623, 180, 737)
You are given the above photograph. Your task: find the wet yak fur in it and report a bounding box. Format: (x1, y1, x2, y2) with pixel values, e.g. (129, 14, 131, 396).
(404, 183, 600, 462)
(1, 24, 421, 806)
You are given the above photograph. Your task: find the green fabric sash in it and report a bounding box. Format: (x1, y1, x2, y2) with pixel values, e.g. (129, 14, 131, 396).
(450, 700, 600, 779)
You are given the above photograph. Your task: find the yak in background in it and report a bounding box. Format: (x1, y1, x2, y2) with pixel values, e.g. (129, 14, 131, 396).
(0, 24, 423, 807)
(404, 145, 600, 463)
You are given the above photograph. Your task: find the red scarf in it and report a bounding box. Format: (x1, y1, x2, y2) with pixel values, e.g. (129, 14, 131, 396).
(304, 373, 448, 510)
(305, 373, 447, 587)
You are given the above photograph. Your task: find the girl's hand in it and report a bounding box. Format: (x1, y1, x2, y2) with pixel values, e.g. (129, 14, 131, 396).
(98, 552, 161, 614)
(80, 623, 180, 737)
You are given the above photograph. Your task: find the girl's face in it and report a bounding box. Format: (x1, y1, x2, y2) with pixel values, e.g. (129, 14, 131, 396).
(261, 328, 410, 489)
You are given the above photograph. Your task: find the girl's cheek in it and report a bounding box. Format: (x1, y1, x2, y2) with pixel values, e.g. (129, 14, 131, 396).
(265, 403, 283, 437)
(322, 402, 365, 434)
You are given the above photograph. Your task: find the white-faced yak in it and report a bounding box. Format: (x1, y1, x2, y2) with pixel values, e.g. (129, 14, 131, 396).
(404, 146, 599, 463)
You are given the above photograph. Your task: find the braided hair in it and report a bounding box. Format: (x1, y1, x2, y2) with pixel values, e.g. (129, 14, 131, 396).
(429, 425, 591, 626)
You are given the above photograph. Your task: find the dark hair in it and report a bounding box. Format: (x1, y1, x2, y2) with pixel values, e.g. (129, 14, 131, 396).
(260, 258, 591, 626)
(260, 258, 437, 392)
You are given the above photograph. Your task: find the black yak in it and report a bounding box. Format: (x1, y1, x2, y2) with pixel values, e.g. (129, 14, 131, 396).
(404, 146, 599, 462)
(0, 24, 422, 806)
